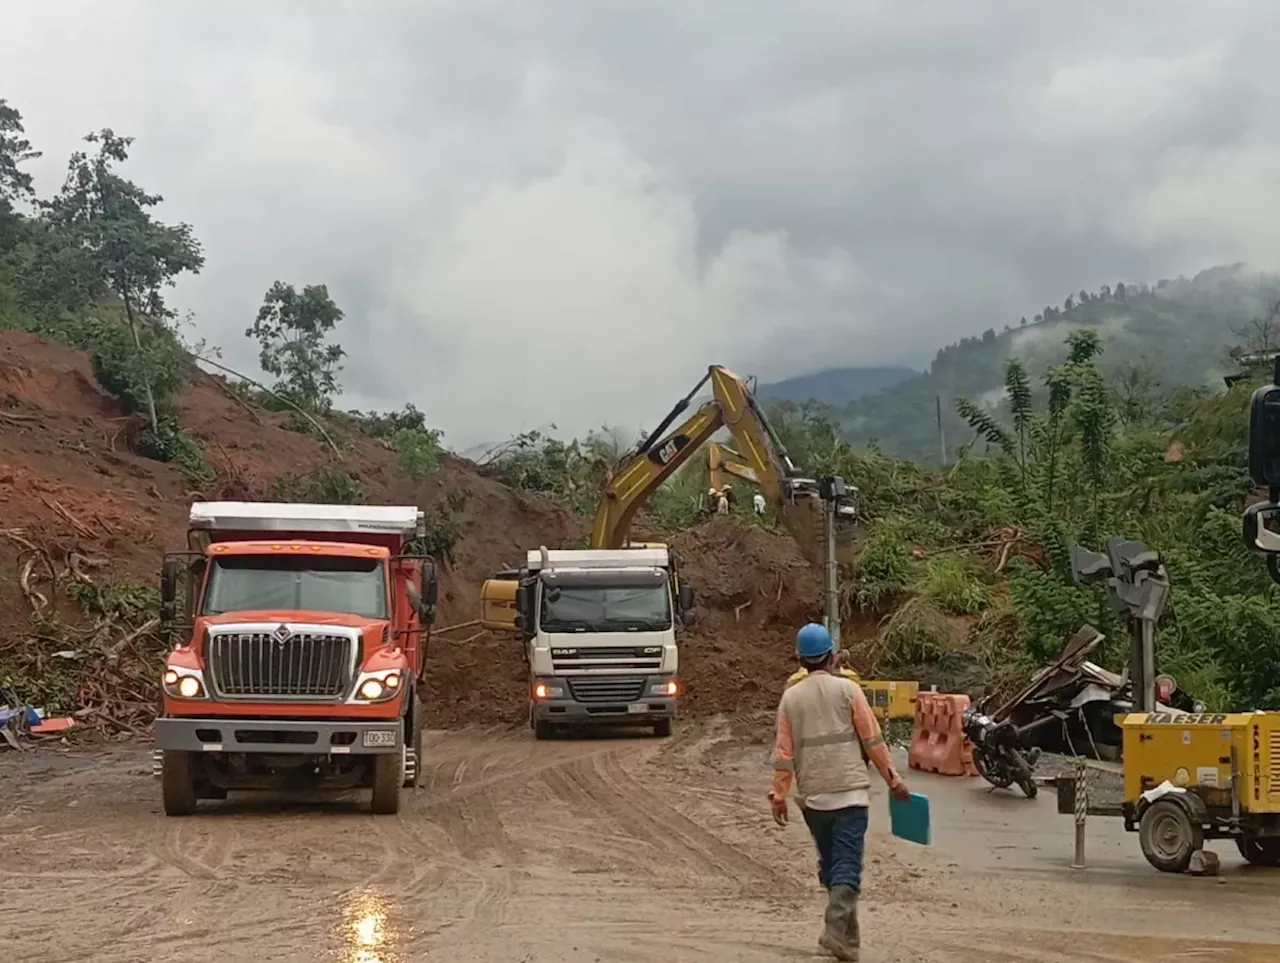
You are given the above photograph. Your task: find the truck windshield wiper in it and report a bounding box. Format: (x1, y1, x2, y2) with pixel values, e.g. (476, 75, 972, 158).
(541, 619, 595, 632)
(601, 618, 670, 631)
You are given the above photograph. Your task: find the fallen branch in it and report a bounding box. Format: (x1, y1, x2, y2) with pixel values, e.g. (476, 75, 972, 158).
(453, 631, 487, 645)
(191, 352, 341, 458)
(733, 600, 752, 622)
(108, 618, 161, 661)
(39, 495, 97, 541)
(434, 619, 481, 635)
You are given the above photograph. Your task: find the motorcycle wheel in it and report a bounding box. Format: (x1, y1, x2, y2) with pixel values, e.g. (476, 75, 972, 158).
(973, 747, 1014, 789)
(1012, 752, 1038, 799)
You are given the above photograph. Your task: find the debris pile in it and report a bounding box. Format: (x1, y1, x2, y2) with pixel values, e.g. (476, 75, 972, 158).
(0, 329, 826, 736)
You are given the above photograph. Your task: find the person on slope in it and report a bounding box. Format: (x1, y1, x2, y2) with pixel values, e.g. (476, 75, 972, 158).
(753, 491, 767, 516)
(768, 622, 910, 961)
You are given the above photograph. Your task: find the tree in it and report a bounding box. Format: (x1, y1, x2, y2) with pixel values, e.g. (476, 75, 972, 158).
(45, 129, 204, 431)
(247, 281, 346, 411)
(0, 99, 40, 251)
(0, 99, 39, 205)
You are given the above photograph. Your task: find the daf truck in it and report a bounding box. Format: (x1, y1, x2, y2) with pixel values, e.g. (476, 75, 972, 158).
(482, 544, 695, 739)
(152, 501, 438, 815)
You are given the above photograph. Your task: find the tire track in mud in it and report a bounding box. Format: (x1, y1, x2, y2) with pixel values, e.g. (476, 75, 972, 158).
(916, 928, 1278, 963)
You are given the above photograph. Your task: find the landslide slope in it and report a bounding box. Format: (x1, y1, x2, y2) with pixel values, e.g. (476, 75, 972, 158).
(0, 331, 821, 728)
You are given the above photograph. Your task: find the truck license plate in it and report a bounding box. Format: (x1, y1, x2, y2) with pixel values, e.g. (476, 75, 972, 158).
(362, 730, 397, 748)
(627, 703, 649, 714)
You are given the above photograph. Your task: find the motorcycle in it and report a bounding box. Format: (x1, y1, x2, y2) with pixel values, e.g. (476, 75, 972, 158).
(962, 698, 1043, 798)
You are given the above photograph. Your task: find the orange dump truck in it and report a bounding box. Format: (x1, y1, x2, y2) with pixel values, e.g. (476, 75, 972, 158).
(152, 501, 438, 815)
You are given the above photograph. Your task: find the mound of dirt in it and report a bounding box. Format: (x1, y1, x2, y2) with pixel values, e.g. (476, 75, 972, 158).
(0, 330, 827, 731)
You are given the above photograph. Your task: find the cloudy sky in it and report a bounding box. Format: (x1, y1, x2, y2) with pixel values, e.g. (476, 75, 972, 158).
(4, 2, 1280, 447)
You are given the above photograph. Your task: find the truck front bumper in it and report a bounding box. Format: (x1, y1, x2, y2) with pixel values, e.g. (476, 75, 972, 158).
(154, 716, 402, 754)
(531, 675, 677, 726)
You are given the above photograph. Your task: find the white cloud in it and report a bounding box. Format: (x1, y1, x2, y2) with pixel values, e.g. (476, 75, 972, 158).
(4, 1, 1280, 447)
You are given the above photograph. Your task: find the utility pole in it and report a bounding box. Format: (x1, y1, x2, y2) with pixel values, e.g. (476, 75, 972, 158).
(936, 394, 946, 466)
(1070, 537, 1170, 711)
(817, 475, 853, 652)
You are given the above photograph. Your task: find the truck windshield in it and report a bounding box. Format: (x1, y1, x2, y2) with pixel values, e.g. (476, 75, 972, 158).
(202, 555, 388, 619)
(540, 584, 672, 632)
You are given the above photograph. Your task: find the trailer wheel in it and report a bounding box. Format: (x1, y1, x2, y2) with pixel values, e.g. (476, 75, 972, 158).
(1236, 835, 1280, 867)
(370, 747, 404, 815)
(161, 750, 197, 816)
(1139, 798, 1203, 873)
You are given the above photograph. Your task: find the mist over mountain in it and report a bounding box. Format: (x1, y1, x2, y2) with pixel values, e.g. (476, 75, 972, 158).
(754, 366, 917, 407)
(769, 266, 1280, 462)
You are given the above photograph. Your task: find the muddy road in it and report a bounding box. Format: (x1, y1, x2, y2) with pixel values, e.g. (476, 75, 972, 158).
(2, 720, 1278, 962)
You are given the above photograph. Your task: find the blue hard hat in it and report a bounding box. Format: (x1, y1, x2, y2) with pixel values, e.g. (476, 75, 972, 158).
(795, 622, 833, 659)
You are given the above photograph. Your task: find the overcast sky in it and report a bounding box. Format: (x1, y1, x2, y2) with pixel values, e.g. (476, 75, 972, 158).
(4, 2, 1280, 447)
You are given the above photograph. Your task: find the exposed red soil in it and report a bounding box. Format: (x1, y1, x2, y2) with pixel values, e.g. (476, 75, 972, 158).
(0, 330, 831, 730)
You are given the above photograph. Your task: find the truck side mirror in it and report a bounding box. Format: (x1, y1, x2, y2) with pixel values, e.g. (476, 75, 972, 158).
(421, 561, 439, 606)
(160, 559, 179, 623)
(1249, 383, 1280, 487)
(1243, 502, 1280, 553)
(678, 583, 694, 613)
(513, 583, 530, 633)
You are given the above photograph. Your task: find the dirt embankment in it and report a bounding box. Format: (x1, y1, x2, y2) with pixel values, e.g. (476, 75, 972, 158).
(0, 331, 833, 730)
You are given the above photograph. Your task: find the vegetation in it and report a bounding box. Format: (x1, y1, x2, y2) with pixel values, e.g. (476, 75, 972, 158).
(247, 280, 346, 413)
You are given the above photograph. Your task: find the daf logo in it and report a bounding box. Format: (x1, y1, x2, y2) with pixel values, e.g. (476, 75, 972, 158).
(272, 624, 293, 645)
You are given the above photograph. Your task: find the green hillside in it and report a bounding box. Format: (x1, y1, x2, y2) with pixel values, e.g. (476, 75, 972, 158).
(831, 266, 1280, 462)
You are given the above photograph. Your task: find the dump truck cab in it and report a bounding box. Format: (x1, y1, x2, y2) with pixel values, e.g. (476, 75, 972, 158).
(152, 501, 438, 816)
(482, 544, 694, 739)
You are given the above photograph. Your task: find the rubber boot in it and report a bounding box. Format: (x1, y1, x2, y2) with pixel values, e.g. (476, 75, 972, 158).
(818, 884, 859, 961)
(845, 891, 860, 949)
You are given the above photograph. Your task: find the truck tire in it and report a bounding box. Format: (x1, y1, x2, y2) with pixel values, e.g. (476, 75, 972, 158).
(534, 720, 555, 741)
(403, 698, 424, 789)
(161, 750, 197, 816)
(1139, 798, 1203, 873)
(371, 748, 404, 815)
(1236, 835, 1280, 867)
(653, 719, 673, 738)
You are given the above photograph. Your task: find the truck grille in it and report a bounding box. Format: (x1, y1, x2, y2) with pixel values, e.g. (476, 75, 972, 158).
(567, 676, 646, 704)
(206, 630, 356, 700)
(551, 646, 663, 672)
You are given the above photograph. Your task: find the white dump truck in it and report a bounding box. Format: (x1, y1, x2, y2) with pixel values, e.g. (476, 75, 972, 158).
(481, 544, 695, 739)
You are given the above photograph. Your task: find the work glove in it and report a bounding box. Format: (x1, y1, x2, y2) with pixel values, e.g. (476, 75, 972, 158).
(768, 790, 789, 827)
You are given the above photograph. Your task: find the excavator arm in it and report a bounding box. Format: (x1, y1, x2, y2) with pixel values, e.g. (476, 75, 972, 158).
(590, 366, 828, 554)
(708, 441, 762, 493)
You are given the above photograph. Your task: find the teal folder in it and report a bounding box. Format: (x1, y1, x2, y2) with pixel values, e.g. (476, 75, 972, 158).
(889, 792, 931, 845)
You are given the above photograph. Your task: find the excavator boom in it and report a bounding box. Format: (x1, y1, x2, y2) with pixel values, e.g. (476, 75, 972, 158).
(590, 365, 854, 565)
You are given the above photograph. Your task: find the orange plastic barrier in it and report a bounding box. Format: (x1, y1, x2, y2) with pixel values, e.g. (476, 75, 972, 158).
(907, 692, 978, 777)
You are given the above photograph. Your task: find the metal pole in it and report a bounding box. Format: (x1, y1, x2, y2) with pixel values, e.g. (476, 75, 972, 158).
(1140, 617, 1156, 711)
(824, 496, 841, 651)
(936, 394, 946, 466)
(1071, 757, 1088, 869)
(1129, 616, 1148, 713)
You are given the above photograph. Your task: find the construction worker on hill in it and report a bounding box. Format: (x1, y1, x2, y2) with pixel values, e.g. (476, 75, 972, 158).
(769, 622, 910, 961)
(753, 491, 767, 516)
(721, 482, 736, 507)
(715, 488, 730, 515)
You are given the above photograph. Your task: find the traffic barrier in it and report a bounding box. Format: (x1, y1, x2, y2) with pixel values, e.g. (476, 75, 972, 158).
(908, 692, 978, 777)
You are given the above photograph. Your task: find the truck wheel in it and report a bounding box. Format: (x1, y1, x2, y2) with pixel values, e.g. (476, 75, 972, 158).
(403, 699, 424, 789)
(161, 750, 197, 816)
(1139, 799, 1203, 873)
(1236, 835, 1280, 867)
(534, 720, 555, 741)
(653, 719, 673, 738)
(371, 748, 404, 815)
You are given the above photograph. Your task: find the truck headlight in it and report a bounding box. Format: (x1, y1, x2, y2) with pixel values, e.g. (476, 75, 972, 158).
(649, 679, 679, 697)
(533, 682, 564, 700)
(162, 667, 208, 700)
(349, 669, 404, 704)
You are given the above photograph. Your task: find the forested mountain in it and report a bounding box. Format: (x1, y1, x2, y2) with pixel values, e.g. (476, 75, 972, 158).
(817, 267, 1280, 462)
(755, 365, 916, 407)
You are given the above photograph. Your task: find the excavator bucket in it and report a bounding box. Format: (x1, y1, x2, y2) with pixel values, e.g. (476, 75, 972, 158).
(480, 576, 520, 632)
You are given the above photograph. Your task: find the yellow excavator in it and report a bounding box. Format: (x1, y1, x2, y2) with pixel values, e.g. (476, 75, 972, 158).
(590, 365, 856, 563)
(480, 365, 917, 729)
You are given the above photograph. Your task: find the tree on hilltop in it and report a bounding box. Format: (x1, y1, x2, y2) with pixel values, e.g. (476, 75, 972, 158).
(247, 281, 346, 412)
(45, 129, 205, 432)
